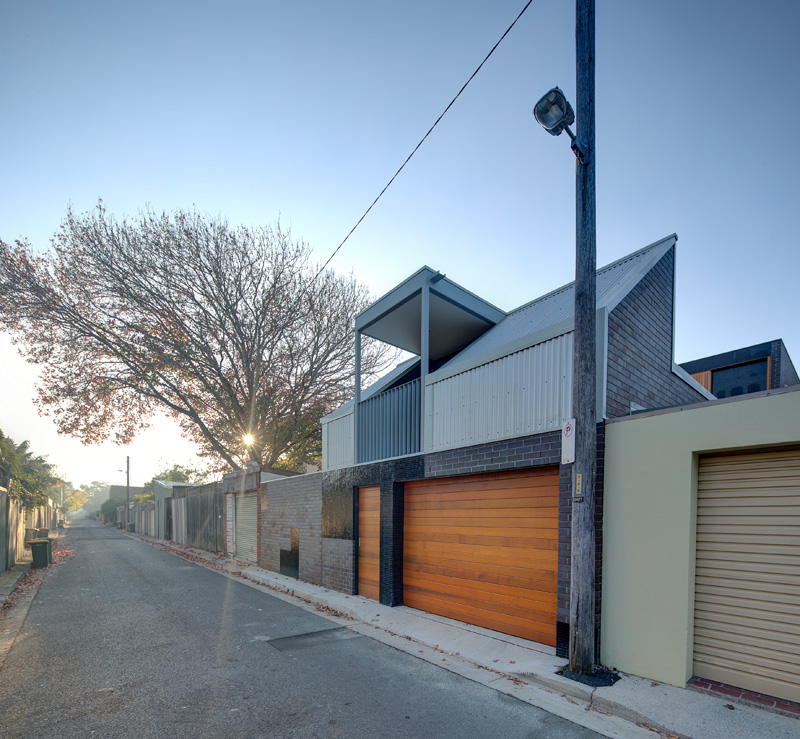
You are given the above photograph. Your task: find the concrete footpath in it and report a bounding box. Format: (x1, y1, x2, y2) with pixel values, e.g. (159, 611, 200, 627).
(0, 561, 31, 608)
(126, 534, 799, 739)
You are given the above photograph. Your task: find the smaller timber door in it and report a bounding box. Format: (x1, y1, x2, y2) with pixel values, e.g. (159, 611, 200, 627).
(234, 492, 259, 563)
(358, 486, 380, 600)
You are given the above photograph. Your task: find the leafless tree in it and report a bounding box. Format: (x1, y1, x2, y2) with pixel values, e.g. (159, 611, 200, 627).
(0, 203, 393, 471)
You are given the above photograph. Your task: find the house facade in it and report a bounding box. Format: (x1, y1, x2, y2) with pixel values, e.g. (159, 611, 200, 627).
(260, 234, 711, 656)
(680, 339, 799, 399)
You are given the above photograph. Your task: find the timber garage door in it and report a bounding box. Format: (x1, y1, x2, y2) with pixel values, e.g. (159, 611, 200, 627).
(404, 468, 558, 645)
(694, 449, 800, 703)
(235, 492, 259, 563)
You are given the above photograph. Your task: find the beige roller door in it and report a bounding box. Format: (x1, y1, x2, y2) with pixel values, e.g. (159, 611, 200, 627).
(235, 492, 259, 563)
(694, 449, 800, 703)
(404, 468, 558, 646)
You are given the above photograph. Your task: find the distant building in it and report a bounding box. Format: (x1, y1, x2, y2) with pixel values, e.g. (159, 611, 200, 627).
(680, 339, 798, 399)
(108, 485, 145, 502)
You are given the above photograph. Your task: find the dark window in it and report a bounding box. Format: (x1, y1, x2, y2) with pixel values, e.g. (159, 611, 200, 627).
(711, 359, 768, 398)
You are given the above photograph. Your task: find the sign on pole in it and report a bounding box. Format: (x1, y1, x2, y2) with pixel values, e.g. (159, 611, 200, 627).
(561, 418, 576, 464)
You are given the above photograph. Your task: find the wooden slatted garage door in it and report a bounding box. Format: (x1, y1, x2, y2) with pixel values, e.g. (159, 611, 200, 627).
(358, 486, 380, 600)
(404, 468, 558, 645)
(694, 449, 800, 703)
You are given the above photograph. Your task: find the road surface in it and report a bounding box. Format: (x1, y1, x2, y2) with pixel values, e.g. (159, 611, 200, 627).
(0, 520, 605, 738)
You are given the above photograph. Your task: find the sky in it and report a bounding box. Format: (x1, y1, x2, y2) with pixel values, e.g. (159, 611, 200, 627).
(1, 0, 798, 487)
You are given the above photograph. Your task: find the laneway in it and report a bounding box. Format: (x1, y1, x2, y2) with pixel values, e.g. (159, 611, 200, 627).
(0, 520, 604, 738)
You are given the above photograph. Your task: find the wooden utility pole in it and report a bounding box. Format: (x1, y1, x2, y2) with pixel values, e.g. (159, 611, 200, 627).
(126, 455, 131, 531)
(570, 0, 597, 674)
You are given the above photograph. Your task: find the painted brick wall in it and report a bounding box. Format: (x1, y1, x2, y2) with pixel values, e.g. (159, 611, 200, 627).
(606, 248, 706, 418)
(260, 473, 323, 585)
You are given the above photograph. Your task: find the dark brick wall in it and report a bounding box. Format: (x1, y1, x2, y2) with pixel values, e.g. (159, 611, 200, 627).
(426, 431, 562, 477)
(606, 248, 706, 418)
(321, 456, 425, 602)
(260, 474, 323, 586)
(380, 480, 405, 606)
(776, 339, 800, 388)
(322, 538, 354, 593)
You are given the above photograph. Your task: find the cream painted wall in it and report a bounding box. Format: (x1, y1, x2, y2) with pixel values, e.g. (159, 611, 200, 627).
(601, 387, 800, 687)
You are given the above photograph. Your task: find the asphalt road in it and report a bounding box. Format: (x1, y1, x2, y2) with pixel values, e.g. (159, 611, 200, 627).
(0, 520, 605, 738)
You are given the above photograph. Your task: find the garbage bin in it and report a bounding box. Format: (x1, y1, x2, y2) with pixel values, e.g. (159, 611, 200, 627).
(127, 522, 135, 533)
(30, 539, 49, 569)
(38, 527, 50, 538)
(24, 528, 38, 547)
(46, 538, 53, 564)
(116, 522, 122, 529)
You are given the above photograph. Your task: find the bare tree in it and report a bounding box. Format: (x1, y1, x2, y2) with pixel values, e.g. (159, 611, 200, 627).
(0, 203, 392, 471)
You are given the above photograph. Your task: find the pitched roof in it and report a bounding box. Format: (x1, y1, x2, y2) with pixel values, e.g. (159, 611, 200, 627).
(437, 235, 677, 372)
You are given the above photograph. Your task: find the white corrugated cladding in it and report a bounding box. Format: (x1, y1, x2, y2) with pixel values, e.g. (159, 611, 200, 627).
(234, 492, 259, 563)
(694, 449, 800, 703)
(325, 412, 354, 470)
(429, 333, 573, 451)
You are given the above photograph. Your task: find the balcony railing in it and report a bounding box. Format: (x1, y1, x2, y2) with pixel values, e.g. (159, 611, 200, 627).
(356, 378, 420, 463)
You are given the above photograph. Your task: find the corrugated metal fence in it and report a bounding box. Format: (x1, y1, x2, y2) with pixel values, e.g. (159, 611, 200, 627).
(171, 482, 224, 553)
(134, 503, 156, 537)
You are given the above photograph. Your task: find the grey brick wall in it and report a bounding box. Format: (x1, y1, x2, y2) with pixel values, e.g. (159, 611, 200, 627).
(260, 473, 323, 586)
(606, 248, 705, 418)
(322, 538, 354, 593)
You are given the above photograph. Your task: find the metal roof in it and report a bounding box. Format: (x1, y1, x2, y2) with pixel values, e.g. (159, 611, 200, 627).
(355, 266, 506, 360)
(440, 235, 677, 370)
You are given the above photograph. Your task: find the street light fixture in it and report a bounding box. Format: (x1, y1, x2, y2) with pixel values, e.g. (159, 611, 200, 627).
(533, 87, 587, 162)
(533, 87, 574, 135)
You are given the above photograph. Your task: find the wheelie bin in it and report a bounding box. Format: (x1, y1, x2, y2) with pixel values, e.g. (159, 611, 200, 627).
(30, 539, 49, 569)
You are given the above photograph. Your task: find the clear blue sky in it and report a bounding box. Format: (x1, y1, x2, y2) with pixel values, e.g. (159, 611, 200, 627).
(2, 1, 798, 487)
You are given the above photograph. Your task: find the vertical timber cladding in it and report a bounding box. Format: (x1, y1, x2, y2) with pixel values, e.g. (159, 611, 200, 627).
(694, 448, 800, 703)
(404, 468, 559, 645)
(234, 492, 259, 563)
(357, 486, 380, 600)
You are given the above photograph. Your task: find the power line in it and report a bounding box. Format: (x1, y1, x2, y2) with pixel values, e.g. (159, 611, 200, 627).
(314, 0, 535, 279)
